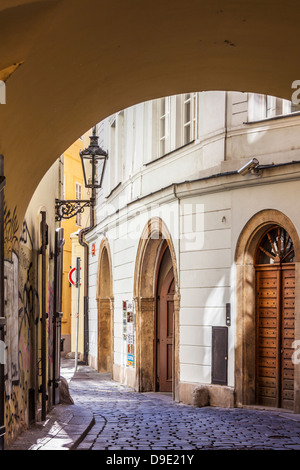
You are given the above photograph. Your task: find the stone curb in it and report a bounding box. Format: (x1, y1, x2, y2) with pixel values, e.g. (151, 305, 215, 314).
(5, 404, 95, 451)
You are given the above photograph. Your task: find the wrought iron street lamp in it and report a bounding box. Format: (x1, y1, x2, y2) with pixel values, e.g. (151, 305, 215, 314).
(80, 126, 108, 188)
(55, 126, 108, 221)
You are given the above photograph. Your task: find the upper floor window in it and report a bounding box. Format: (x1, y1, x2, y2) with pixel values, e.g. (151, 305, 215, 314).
(156, 93, 198, 159)
(248, 93, 300, 122)
(183, 93, 197, 144)
(159, 96, 171, 156)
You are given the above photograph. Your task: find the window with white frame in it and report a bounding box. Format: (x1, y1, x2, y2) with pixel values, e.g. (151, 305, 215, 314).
(75, 182, 82, 226)
(109, 118, 116, 192)
(159, 96, 171, 156)
(151, 93, 198, 163)
(266, 95, 298, 118)
(248, 93, 266, 121)
(248, 93, 300, 121)
(183, 93, 197, 144)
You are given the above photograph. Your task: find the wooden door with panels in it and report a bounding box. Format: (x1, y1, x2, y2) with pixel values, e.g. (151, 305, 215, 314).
(255, 226, 295, 410)
(157, 267, 175, 392)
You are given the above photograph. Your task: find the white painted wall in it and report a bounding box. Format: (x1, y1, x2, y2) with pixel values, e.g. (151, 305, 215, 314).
(179, 190, 232, 384)
(86, 90, 300, 393)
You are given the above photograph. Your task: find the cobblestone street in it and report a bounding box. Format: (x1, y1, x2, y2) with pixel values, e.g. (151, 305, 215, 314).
(62, 360, 300, 452)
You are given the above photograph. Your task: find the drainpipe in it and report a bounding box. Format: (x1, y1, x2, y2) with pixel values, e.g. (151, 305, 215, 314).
(78, 189, 95, 365)
(172, 184, 181, 403)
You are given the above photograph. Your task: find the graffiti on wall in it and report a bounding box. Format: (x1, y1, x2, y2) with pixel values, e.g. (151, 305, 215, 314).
(19, 220, 33, 248)
(18, 249, 39, 334)
(3, 201, 19, 259)
(3, 202, 40, 441)
(3, 199, 57, 442)
(4, 252, 19, 392)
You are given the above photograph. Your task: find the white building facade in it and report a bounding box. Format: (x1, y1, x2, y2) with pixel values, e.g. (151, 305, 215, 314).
(86, 91, 300, 411)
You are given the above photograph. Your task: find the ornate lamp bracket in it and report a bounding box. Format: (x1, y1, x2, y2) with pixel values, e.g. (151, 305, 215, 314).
(55, 198, 95, 221)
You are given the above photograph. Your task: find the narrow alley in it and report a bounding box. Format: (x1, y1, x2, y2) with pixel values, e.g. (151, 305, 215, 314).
(61, 360, 300, 452)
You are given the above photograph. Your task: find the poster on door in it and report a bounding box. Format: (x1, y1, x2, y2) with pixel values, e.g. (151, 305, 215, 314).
(122, 300, 135, 367)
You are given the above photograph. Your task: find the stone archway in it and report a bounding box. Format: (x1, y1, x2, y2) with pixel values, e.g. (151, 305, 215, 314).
(133, 217, 180, 399)
(3, 1, 300, 228)
(96, 238, 114, 373)
(235, 209, 300, 412)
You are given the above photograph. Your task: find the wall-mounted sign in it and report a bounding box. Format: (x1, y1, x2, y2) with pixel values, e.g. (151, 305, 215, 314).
(68, 266, 81, 287)
(68, 267, 77, 286)
(91, 243, 96, 256)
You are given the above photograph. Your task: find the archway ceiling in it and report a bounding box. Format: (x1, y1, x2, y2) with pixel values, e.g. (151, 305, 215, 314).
(0, 0, 300, 224)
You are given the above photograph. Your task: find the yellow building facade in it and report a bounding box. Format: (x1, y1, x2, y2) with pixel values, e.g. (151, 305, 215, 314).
(60, 134, 91, 358)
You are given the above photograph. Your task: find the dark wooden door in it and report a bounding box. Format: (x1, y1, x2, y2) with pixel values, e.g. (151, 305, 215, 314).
(158, 268, 174, 392)
(255, 226, 295, 410)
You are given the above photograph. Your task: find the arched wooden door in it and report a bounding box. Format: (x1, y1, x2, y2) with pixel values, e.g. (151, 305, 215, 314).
(156, 267, 175, 392)
(255, 226, 295, 410)
(97, 243, 113, 373)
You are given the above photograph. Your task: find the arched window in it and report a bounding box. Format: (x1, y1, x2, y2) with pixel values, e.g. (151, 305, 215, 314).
(255, 226, 295, 265)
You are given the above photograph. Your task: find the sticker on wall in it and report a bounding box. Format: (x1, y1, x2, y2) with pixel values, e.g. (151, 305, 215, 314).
(127, 354, 134, 367)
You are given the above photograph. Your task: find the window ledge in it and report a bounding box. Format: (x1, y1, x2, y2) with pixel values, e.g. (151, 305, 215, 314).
(144, 140, 196, 167)
(105, 181, 122, 199)
(245, 111, 300, 125)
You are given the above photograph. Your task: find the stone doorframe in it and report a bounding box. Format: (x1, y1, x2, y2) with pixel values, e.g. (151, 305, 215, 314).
(133, 217, 180, 400)
(96, 237, 114, 373)
(235, 209, 300, 412)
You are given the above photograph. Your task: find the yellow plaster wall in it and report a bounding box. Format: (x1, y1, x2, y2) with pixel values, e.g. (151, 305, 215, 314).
(60, 134, 90, 353)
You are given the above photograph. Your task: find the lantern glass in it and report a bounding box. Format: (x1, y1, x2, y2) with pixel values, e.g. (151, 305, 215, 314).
(81, 154, 92, 188)
(80, 128, 108, 189)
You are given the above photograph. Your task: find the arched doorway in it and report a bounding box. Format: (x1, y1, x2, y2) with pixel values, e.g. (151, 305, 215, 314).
(155, 242, 175, 393)
(97, 239, 114, 373)
(235, 210, 300, 412)
(255, 226, 295, 410)
(134, 218, 179, 398)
